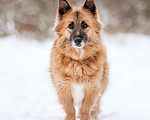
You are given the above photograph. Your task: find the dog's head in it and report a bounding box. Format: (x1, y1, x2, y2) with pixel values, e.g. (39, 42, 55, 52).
(54, 0, 102, 59)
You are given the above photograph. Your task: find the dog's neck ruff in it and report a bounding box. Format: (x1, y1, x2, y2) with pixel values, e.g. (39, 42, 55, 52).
(55, 44, 102, 61)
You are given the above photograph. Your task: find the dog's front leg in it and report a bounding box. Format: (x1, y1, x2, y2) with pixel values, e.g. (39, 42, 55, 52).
(57, 83, 75, 120)
(80, 83, 100, 120)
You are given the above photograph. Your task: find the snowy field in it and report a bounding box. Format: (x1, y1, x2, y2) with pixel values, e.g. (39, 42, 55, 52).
(0, 33, 150, 120)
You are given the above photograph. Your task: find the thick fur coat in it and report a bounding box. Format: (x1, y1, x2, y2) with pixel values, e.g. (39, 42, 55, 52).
(51, 0, 109, 120)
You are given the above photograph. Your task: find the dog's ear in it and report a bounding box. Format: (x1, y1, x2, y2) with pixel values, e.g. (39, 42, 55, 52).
(58, 0, 72, 17)
(82, 0, 97, 16)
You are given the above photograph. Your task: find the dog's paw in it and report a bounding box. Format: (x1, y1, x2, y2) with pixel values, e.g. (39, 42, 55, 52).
(65, 115, 75, 120)
(76, 115, 80, 119)
(89, 116, 98, 120)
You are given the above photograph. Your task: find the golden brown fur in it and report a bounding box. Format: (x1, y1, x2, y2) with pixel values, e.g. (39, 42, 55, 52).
(51, 0, 109, 120)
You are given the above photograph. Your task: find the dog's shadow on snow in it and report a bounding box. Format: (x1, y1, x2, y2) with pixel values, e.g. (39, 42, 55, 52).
(49, 112, 119, 120)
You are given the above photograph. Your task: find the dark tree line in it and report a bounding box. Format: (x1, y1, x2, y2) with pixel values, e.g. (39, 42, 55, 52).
(0, 0, 149, 39)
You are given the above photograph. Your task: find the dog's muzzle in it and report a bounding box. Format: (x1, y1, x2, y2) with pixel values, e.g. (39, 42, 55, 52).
(72, 36, 85, 48)
(74, 37, 82, 47)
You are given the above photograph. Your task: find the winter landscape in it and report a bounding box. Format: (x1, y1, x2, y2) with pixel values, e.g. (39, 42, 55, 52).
(0, 0, 150, 119)
(0, 33, 150, 120)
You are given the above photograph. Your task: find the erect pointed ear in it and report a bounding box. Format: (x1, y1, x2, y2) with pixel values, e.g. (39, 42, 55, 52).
(82, 0, 97, 16)
(58, 0, 72, 17)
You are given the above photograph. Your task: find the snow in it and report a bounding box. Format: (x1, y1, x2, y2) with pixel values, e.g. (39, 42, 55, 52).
(0, 33, 150, 120)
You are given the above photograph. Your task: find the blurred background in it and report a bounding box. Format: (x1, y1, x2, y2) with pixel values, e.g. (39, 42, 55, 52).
(0, 0, 150, 120)
(0, 0, 150, 40)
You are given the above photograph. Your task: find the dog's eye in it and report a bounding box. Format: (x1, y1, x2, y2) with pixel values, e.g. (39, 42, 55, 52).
(81, 21, 88, 29)
(68, 22, 75, 29)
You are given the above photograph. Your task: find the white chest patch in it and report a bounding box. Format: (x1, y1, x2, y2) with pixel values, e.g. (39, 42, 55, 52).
(72, 83, 85, 108)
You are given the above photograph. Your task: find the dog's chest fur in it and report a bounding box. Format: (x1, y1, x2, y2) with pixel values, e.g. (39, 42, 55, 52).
(71, 83, 85, 107)
(64, 57, 100, 106)
(63, 56, 100, 83)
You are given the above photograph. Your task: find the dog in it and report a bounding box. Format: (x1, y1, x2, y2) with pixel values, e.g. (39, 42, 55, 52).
(51, 0, 109, 119)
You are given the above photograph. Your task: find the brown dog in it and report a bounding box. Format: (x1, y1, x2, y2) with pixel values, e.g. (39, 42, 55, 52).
(51, 0, 109, 119)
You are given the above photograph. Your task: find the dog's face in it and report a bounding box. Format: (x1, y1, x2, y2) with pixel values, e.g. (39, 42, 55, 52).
(55, 0, 101, 49)
(67, 16, 88, 48)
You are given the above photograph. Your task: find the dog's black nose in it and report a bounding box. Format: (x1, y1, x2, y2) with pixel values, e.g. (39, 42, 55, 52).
(74, 37, 82, 45)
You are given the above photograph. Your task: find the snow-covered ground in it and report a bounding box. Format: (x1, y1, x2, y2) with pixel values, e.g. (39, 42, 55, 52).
(0, 34, 150, 120)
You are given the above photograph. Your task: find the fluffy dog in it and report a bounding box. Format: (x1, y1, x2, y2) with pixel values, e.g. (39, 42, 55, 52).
(51, 0, 109, 119)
